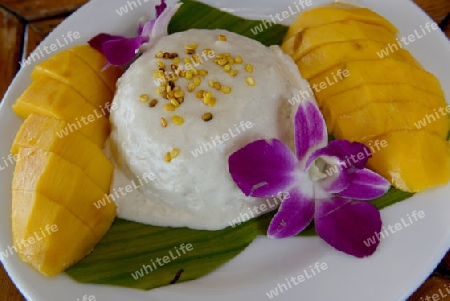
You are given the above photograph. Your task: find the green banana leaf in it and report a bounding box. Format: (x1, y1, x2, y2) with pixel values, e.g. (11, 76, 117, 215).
(65, 0, 414, 290)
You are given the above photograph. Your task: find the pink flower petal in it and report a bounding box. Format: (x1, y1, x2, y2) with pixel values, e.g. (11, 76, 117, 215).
(228, 139, 298, 198)
(102, 36, 149, 66)
(315, 197, 382, 258)
(88, 33, 123, 52)
(150, 3, 182, 41)
(339, 169, 391, 200)
(294, 101, 327, 167)
(155, 0, 167, 18)
(306, 140, 372, 171)
(268, 188, 315, 238)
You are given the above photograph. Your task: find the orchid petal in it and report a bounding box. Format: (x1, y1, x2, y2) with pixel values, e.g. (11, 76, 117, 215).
(268, 188, 315, 238)
(294, 100, 327, 167)
(141, 20, 156, 37)
(150, 3, 182, 41)
(228, 139, 298, 198)
(88, 33, 124, 53)
(102, 36, 149, 66)
(155, 0, 168, 18)
(339, 169, 391, 200)
(315, 197, 382, 257)
(319, 160, 350, 194)
(306, 140, 371, 171)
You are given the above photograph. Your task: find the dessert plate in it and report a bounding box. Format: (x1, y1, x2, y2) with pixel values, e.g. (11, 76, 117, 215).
(1, 0, 450, 300)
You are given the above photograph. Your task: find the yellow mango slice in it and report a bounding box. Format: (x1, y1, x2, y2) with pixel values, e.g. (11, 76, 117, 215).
(285, 2, 397, 41)
(12, 190, 99, 276)
(310, 60, 444, 105)
(12, 190, 98, 276)
(365, 131, 450, 192)
(322, 84, 448, 132)
(13, 148, 116, 239)
(30, 49, 113, 111)
(294, 40, 421, 79)
(69, 45, 123, 92)
(334, 102, 450, 142)
(11, 114, 113, 193)
(12, 77, 110, 148)
(291, 20, 397, 60)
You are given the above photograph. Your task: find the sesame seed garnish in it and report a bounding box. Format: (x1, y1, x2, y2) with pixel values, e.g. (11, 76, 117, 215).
(170, 98, 180, 107)
(245, 76, 256, 86)
(156, 87, 166, 94)
(245, 64, 254, 73)
(139, 94, 150, 103)
(218, 34, 227, 41)
(164, 104, 176, 111)
(161, 117, 168, 127)
(155, 51, 164, 58)
(193, 77, 201, 86)
(234, 56, 243, 64)
(149, 99, 158, 107)
(173, 57, 181, 64)
(172, 115, 184, 125)
(192, 54, 202, 64)
(217, 59, 227, 66)
(196, 90, 205, 99)
(213, 82, 221, 90)
(223, 65, 232, 72)
(198, 70, 208, 76)
(187, 82, 196, 92)
(164, 152, 172, 162)
(157, 61, 166, 69)
(229, 70, 239, 77)
(169, 53, 178, 59)
(185, 70, 193, 80)
(170, 148, 180, 158)
(220, 86, 232, 94)
(208, 80, 215, 87)
(206, 98, 217, 107)
(202, 112, 213, 122)
(174, 90, 185, 98)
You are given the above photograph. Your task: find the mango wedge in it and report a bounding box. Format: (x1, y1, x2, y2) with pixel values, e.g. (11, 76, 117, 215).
(322, 84, 448, 132)
(295, 40, 421, 79)
(69, 45, 123, 92)
(365, 131, 450, 192)
(11, 114, 113, 193)
(13, 148, 116, 239)
(285, 2, 397, 41)
(12, 190, 98, 276)
(334, 102, 450, 142)
(291, 20, 398, 60)
(31, 49, 113, 111)
(12, 77, 110, 148)
(310, 60, 444, 104)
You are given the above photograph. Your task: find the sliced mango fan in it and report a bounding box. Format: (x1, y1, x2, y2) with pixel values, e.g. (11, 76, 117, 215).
(66, 0, 415, 290)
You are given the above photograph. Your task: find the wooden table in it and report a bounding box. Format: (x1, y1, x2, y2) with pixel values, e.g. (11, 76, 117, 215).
(0, 0, 449, 300)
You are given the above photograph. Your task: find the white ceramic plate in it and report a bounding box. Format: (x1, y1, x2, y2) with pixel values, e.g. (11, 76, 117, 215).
(1, 0, 450, 300)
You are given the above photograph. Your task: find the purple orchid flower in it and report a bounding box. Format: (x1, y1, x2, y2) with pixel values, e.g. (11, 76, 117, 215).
(88, 0, 181, 66)
(228, 100, 391, 258)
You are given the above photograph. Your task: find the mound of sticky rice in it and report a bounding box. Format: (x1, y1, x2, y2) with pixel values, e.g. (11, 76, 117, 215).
(109, 29, 313, 230)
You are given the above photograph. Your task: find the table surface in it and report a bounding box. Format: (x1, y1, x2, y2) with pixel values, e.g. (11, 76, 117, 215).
(1, 0, 450, 300)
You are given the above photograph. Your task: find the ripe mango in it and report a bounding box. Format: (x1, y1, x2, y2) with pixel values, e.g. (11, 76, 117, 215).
(291, 20, 397, 60)
(11, 114, 113, 193)
(13, 148, 116, 239)
(322, 84, 448, 132)
(12, 76, 110, 148)
(296, 40, 421, 79)
(69, 45, 123, 92)
(310, 60, 444, 105)
(334, 102, 450, 142)
(30, 49, 113, 112)
(12, 190, 98, 276)
(285, 2, 397, 41)
(365, 131, 450, 192)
